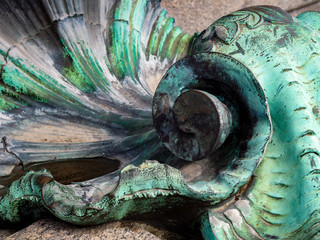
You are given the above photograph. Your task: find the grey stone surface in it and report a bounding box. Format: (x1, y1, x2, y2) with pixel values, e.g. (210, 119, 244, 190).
(290, 1, 320, 16)
(5, 219, 185, 240)
(162, 0, 320, 33)
(0, 229, 17, 240)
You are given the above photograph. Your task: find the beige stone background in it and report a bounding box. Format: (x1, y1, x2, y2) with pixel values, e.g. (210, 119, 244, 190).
(162, 0, 320, 34)
(1, 0, 320, 239)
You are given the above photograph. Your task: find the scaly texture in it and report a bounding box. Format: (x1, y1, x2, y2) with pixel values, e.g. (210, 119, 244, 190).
(1, 2, 320, 240)
(193, 7, 320, 239)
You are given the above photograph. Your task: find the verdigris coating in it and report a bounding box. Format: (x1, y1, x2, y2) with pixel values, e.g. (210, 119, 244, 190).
(0, 1, 319, 239)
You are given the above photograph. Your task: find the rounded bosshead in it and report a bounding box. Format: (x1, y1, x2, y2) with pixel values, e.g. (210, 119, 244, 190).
(165, 89, 232, 161)
(153, 52, 272, 195)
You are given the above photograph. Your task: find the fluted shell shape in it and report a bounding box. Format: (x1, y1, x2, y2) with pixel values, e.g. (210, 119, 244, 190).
(0, 0, 192, 172)
(1, 2, 320, 240)
(0, 0, 196, 225)
(0, 0, 268, 227)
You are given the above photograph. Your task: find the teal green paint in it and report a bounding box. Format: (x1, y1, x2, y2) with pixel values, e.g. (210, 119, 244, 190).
(0, 85, 26, 111)
(131, 29, 141, 73)
(146, 9, 192, 62)
(82, 47, 111, 89)
(0, 170, 50, 224)
(6, 56, 72, 105)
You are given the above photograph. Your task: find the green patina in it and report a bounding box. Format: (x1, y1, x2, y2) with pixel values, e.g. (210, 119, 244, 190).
(1, 2, 320, 240)
(2, 66, 47, 106)
(63, 64, 95, 93)
(60, 38, 103, 92)
(0, 97, 18, 111)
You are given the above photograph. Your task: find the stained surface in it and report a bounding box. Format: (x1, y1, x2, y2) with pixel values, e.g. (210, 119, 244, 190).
(6, 219, 188, 240)
(193, 6, 320, 240)
(162, 0, 320, 33)
(0, 0, 193, 194)
(1, 1, 320, 240)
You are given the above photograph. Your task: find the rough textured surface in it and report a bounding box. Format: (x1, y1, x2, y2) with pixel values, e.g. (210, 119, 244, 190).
(290, 1, 320, 16)
(2, 1, 320, 240)
(190, 6, 320, 240)
(162, 0, 320, 33)
(0, 229, 16, 239)
(0, 0, 269, 229)
(5, 219, 186, 240)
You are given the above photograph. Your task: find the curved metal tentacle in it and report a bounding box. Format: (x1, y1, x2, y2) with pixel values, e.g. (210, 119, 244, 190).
(193, 7, 320, 240)
(1, 2, 320, 239)
(153, 52, 271, 198)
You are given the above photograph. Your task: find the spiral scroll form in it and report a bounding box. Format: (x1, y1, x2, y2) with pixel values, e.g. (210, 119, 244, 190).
(157, 89, 232, 161)
(153, 52, 272, 194)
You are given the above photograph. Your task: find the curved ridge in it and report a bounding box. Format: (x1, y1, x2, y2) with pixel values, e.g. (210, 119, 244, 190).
(0, 0, 196, 207)
(195, 8, 320, 239)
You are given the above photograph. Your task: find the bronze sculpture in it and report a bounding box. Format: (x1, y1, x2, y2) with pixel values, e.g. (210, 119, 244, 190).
(0, 1, 320, 239)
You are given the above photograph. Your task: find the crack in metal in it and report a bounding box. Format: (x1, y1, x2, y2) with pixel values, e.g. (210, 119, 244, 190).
(1, 136, 24, 170)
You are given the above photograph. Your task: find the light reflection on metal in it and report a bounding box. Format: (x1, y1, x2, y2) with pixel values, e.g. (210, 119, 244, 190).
(0, 1, 319, 239)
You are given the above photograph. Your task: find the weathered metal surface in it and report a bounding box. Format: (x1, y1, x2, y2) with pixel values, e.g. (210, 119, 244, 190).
(193, 6, 320, 240)
(0, 1, 319, 239)
(170, 89, 232, 160)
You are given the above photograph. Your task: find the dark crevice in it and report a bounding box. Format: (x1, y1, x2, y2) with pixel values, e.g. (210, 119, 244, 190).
(1, 136, 24, 170)
(0, 47, 11, 81)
